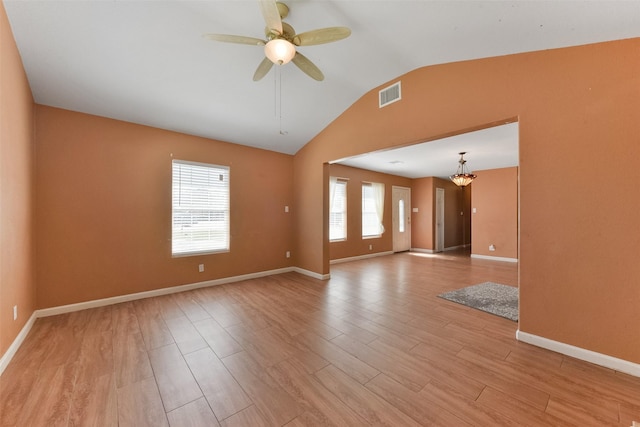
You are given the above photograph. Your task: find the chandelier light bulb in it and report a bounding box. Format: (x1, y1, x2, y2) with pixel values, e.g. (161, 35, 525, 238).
(450, 152, 477, 187)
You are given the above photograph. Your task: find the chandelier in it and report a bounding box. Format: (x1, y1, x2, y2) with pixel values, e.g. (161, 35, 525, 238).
(450, 152, 477, 187)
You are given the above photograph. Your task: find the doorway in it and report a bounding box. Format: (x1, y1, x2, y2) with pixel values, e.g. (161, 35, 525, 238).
(435, 187, 445, 252)
(392, 186, 411, 252)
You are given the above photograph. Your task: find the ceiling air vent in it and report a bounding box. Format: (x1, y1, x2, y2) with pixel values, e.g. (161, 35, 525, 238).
(379, 81, 401, 108)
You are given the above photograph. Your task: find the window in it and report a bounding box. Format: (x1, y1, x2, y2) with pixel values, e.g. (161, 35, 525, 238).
(172, 160, 230, 256)
(362, 182, 385, 237)
(329, 177, 347, 241)
(399, 199, 405, 233)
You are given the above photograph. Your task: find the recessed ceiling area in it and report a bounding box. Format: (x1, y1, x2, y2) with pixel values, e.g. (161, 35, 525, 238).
(334, 122, 519, 179)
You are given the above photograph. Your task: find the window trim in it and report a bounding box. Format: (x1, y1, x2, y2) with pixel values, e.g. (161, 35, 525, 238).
(171, 159, 230, 257)
(362, 181, 383, 239)
(329, 177, 348, 242)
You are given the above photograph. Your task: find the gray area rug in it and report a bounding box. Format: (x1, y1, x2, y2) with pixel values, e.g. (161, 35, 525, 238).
(438, 282, 518, 321)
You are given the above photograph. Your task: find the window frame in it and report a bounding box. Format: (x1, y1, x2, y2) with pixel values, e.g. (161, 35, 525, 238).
(329, 177, 348, 242)
(362, 181, 383, 239)
(171, 159, 230, 257)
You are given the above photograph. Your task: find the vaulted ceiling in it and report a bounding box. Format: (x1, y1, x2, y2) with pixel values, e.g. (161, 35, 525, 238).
(5, 0, 640, 164)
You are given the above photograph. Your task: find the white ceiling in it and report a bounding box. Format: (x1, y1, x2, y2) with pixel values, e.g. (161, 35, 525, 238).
(336, 122, 519, 179)
(5, 0, 640, 162)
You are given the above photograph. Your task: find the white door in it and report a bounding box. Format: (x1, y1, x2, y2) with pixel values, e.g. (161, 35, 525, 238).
(392, 186, 411, 252)
(435, 187, 445, 252)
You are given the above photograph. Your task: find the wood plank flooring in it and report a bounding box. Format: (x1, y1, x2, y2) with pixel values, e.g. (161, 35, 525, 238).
(2, 250, 639, 426)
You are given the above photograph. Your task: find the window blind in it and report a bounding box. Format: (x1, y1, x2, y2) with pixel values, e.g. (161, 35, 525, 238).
(330, 178, 347, 241)
(172, 160, 230, 256)
(362, 182, 384, 237)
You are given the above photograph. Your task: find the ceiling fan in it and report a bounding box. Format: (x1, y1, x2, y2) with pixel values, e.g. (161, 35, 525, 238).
(205, 0, 351, 81)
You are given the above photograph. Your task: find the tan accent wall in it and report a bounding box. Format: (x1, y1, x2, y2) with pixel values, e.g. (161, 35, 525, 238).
(0, 1, 36, 357)
(471, 167, 518, 259)
(35, 106, 294, 309)
(410, 177, 434, 250)
(440, 178, 471, 249)
(328, 164, 411, 261)
(411, 177, 470, 251)
(292, 38, 640, 363)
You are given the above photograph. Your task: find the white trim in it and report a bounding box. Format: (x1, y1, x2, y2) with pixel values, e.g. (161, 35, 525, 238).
(330, 251, 394, 265)
(37, 267, 295, 318)
(413, 245, 472, 254)
(1, 266, 308, 375)
(516, 330, 640, 378)
(0, 312, 37, 376)
(292, 267, 330, 280)
(411, 248, 436, 254)
(379, 81, 402, 108)
(471, 254, 518, 263)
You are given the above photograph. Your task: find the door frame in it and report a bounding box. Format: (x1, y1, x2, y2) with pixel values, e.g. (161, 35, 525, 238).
(435, 187, 445, 252)
(392, 186, 412, 252)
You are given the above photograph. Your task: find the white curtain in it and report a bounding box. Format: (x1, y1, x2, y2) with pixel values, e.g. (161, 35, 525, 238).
(372, 182, 385, 234)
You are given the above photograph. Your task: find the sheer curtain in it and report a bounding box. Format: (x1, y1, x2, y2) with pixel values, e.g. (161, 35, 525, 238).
(372, 182, 385, 234)
(329, 176, 338, 210)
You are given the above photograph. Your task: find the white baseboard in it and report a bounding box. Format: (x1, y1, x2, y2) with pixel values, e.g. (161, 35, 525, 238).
(292, 267, 330, 280)
(410, 248, 435, 254)
(471, 254, 518, 263)
(1, 266, 307, 375)
(445, 245, 466, 251)
(0, 312, 37, 376)
(330, 251, 394, 265)
(516, 330, 640, 378)
(411, 245, 470, 254)
(37, 267, 296, 318)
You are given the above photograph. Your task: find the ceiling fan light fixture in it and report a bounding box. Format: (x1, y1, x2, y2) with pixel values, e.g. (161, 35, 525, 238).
(264, 39, 296, 65)
(450, 152, 477, 187)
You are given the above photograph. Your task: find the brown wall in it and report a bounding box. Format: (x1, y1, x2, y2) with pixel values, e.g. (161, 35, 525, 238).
(2, 7, 638, 370)
(292, 38, 640, 363)
(410, 177, 434, 250)
(328, 164, 411, 260)
(439, 178, 471, 249)
(35, 106, 294, 309)
(0, 2, 36, 357)
(471, 167, 518, 259)
(410, 177, 470, 251)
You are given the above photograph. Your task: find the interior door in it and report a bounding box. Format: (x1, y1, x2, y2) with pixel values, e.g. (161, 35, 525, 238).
(392, 186, 411, 252)
(435, 187, 445, 252)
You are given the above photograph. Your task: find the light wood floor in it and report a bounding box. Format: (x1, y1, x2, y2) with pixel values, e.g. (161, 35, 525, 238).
(1, 250, 639, 426)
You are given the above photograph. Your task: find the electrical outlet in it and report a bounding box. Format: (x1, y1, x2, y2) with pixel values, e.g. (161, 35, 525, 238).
(489, 244, 496, 251)
(13, 305, 17, 321)
(285, 206, 289, 213)
(369, 244, 373, 251)
(286, 251, 291, 258)
(198, 264, 204, 272)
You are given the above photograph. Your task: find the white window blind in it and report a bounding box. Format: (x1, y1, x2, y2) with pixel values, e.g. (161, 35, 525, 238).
(362, 182, 384, 237)
(329, 177, 347, 241)
(172, 160, 230, 256)
(362, 182, 380, 237)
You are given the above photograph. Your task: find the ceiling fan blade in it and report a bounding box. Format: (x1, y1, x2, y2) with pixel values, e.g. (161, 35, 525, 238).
(253, 57, 274, 81)
(293, 27, 351, 46)
(204, 34, 265, 46)
(292, 52, 324, 81)
(259, 0, 283, 35)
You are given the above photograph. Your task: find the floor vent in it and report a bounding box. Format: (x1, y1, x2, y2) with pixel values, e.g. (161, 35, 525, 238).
(379, 81, 401, 108)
